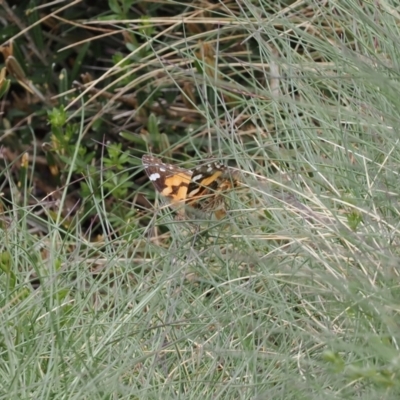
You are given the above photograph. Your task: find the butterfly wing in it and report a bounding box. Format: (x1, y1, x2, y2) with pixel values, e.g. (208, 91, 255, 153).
(142, 155, 192, 204)
(186, 161, 232, 201)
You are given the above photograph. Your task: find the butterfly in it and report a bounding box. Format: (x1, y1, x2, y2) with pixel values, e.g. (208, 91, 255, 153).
(142, 155, 238, 220)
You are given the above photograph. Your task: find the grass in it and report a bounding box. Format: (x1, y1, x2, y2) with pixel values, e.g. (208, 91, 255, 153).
(1, 0, 400, 398)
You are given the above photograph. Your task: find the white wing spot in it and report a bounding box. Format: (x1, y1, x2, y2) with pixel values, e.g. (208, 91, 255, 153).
(192, 174, 203, 182)
(159, 167, 166, 172)
(149, 172, 161, 181)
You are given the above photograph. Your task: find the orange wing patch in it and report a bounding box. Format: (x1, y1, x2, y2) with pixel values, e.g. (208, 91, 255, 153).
(161, 173, 191, 203)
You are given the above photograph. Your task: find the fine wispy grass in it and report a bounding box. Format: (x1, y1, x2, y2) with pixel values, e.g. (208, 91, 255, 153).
(1, 0, 400, 398)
